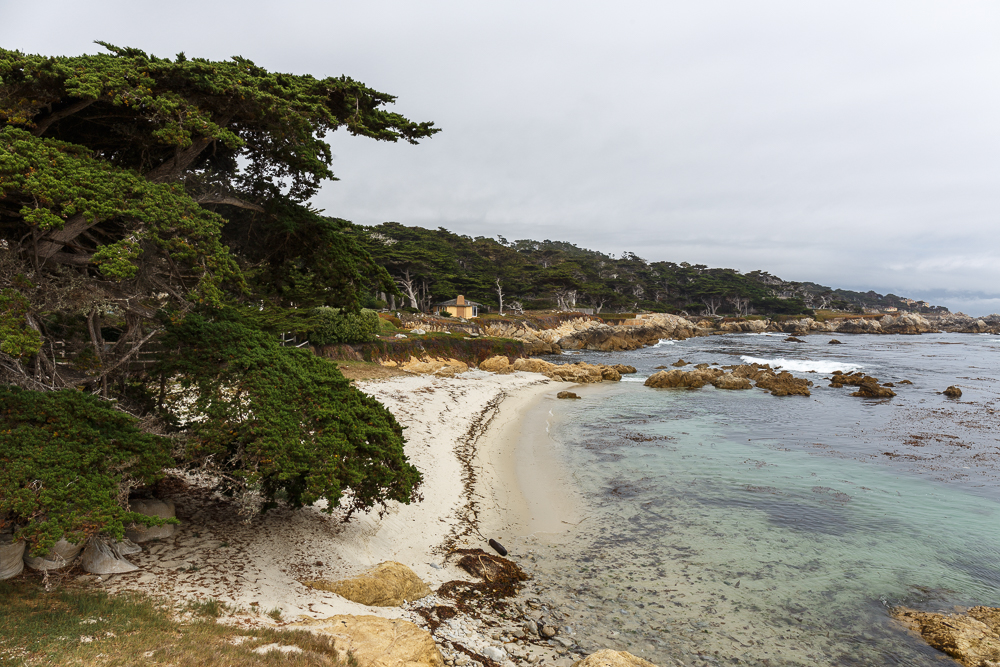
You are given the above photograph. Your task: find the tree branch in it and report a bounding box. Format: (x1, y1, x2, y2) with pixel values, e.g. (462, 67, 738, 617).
(32, 98, 97, 137)
(94, 328, 162, 381)
(194, 193, 265, 212)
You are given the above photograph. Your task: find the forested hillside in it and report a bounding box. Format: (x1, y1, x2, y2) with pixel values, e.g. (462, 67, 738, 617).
(352, 223, 943, 317)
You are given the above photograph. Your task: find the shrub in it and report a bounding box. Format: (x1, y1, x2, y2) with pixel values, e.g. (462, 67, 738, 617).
(438, 310, 453, 317)
(308, 307, 380, 345)
(0, 387, 174, 556)
(155, 313, 422, 519)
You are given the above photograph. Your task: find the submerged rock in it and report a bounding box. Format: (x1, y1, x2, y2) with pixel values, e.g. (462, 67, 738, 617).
(671, 359, 688, 367)
(303, 561, 432, 607)
(892, 605, 1000, 667)
(784, 336, 805, 343)
(295, 615, 444, 667)
(851, 378, 897, 398)
(556, 391, 581, 399)
(571, 649, 659, 667)
(944, 385, 963, 398)
(828, 339, 843, 344)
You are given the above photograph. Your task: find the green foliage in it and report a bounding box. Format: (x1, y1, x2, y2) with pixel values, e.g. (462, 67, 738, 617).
(155, 313, 421, 519)
(0, 387, 174, 555)
(0, 286, 41, 358)
(308, 307, 380, 345)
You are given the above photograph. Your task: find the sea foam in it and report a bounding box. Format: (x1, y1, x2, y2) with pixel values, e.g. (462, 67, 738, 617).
(653, 339, 678, 347)
(739, 355, 862, 374)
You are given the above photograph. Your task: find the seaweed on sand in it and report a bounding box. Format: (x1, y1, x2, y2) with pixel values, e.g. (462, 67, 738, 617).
(436, 549, 530, 614)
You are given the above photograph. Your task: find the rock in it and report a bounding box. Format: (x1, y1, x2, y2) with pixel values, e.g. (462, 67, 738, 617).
(411, 329, 427, 335)
(644, 369, 706, 389)
(710, 373, 753, 390)
(0, 535, 25, 580)
(479, 356, 512, 374)
(557, 391, 581, 399)
(512, 358, 557, 374)
(828, 339, 843, 345)
(302, 561, 432, 607)
(944, 385, 963, 398)
(395, 334, 408, 339)
(898, 379, 913, 385)
(23, 537, 85, 571)
(654, 365, 669, 369)
(755, 371, 811, 397)
(851, 379, 896, 398)
(523, 622, 539, 636)
(671, 359, 688, 367)
(402, 358, 468, 376)
(540, 625, 558, 638)
(295, 615, 444, 667)
(784, 336, 805, 343)
(125, 499, 176, 543)
(611, 365, 637, 374)
(482, 647, 507, 662)
(600, 367, 622, 381)
(892, 605, 1000, 667)
(571, 650, 659, 667)
(81, 536, 139, 575)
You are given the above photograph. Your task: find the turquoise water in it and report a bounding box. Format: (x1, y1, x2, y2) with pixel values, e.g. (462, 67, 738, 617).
(513, 333, 1000, 666)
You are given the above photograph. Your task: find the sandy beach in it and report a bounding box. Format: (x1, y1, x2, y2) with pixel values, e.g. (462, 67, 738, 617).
(102, 369, 572, 626)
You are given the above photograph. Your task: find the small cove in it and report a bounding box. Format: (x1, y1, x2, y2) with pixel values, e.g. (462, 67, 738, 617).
(507, 333, 1000, 666)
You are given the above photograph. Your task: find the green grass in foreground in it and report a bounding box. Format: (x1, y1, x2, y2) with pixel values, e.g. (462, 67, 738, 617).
(0, 579, 345, 666)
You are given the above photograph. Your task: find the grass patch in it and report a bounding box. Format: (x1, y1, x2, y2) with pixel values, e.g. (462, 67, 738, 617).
(0, 579, 344, 666)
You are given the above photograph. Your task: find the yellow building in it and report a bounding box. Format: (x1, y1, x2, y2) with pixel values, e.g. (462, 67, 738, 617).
(435, 295, 481, 318)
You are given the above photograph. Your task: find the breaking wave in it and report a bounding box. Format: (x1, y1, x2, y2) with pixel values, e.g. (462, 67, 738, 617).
(739, 355, 862, 374)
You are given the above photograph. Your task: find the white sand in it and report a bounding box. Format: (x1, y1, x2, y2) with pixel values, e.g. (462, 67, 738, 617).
(103, 370, 570, 624)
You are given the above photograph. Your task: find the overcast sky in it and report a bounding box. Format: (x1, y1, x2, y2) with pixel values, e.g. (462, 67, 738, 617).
(4, 1, 1000, 314)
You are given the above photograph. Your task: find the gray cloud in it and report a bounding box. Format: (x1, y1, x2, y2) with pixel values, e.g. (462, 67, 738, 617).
(4, 1, 999, 313)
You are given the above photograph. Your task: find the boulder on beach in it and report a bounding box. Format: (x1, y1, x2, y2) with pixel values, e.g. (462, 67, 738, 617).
(294, 615, 444, 667)
(611, 364, 638, 374)
(511, 358, 556, 374)
(891, 605, 1000, 667)
(302, 561, 432, 607)
(478, 356, 512, 374)
(557, 391, 581, 399)
(571, 649, 660, 667)
(944, 385, 963, 398)
(402, 358, 468, 376)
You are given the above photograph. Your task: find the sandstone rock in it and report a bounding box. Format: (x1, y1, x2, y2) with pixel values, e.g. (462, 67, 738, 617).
(892, 606, 1000, 667)
(403, 359, 468, 376)
(296, 615, 444, 667)
(711, 373, 753, 390)
(851, 378, 896, 398)
(828, 339, 842, 344)
(784, 336, 805, 343)
(126, 498, 176, 543)
(478, 356, 512, 374)
(756, 371, 811, 397)
(644, 368, 720, 389)
(944, 385, 963, 398)
(23, 537, 84, 571)
(540, 625, 558, 638)
(302, 561, 431, 607)
(671, 359, 688, 367)
(571, 649, 659, 667)
(611, 364, 637, 374)
(512, 358, 557, 374)
(600, 367, 622, 381)
(899, 379, 913, 385)
(557, 391, 581, 399)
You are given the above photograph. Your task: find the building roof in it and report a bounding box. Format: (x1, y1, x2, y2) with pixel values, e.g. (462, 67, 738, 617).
(434, 298, 484, 307)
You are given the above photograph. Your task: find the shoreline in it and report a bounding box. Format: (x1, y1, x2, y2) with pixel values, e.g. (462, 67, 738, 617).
(98, 370, 563, 626)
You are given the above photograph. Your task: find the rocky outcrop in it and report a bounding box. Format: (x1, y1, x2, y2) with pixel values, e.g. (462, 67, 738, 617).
(400, 358, 469, 377)
(927, 313, 1000, 334)
(711, 373, 753, 390)
(944, 385, 963, 398)
(644, 368, 719, 389)
(892, 606, 1000, 667)
(554, 313, 701, 352)
(295, 615, 444, 667)
(572, 649, 659, 667)
(717, 319, 769, 333)
(756, 371, 811, 396)
(851, 378, 896, 398)
(827, 371, 896, 397)
(302, 562, 432, 607)
(557, 391, 581, 399)
(478, 356, 625, 383)
(611, 364, 637, 374)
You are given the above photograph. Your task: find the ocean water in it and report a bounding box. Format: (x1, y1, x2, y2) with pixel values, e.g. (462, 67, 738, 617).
(512, 333, 1000, 666)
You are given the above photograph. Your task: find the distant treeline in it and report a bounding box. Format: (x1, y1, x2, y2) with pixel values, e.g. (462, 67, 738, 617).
(351, 223, 942, 317)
